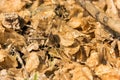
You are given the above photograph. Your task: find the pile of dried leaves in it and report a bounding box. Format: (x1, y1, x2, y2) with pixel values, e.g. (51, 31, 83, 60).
(0, 0, 120, 80)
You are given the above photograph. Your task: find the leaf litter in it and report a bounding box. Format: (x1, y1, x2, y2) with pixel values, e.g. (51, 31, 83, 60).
(0, 0, 120, 80)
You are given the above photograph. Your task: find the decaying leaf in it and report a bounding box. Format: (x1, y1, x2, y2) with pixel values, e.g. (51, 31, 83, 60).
(95, 64, 120, 80)
(0, 48, 18, 69)
(86, 51, 100, 69)
(68, 17, 82, 29)
(31, 5, 55, 30)
(115, 0, 120, 9)
(63, 41, 80, 56)
(0, 0, 26, 12)
(0, 69, 12, 80)
(59, 25, 81, 46)
(54, 62, 93, 80)
(25, 52, 39, 73)
(1, 13, 22, 31)
(106, 0, 119, 18)
(27, 42, 39, 52)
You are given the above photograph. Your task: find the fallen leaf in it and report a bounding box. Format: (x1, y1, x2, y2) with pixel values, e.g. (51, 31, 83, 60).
(68, 17, 82, 28)
(25, 52, 39, 73)
(86, 51, 99, 69)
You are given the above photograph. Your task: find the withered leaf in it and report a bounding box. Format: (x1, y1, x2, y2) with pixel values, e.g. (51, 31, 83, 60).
(0, 49, 17, 69)
(25, 52, 39, 73)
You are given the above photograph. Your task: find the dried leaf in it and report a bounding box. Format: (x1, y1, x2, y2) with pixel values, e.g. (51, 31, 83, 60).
(115, 0, 120, 9)
(0, 0, 26, 12)
(64, 42, 80, 56)
(106, 0, 119, 18)
(25, 52, 39, 73)
(59, 25, 81, 46)
(27, 42, 39, 52)
(86, 51, 99, 69)
(0, 49, 18, 69)
(95, 22, 113, 41)
(95, 64, 120, 80)
(68, 17, 82, 28)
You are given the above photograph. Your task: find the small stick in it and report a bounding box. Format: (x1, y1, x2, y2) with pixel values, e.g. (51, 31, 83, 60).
(78, 0, 120, 34)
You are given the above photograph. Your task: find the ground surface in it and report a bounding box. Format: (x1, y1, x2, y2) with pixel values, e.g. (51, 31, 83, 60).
(0, 0, 120, 80)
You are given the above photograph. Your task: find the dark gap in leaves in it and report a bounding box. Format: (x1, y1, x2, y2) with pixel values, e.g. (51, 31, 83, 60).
(16, 58, 22, 68)
(54, 4, 69, 20)
(21, 26, 28, 35)
(17, 51, 24, 57)
(46, 51, 51, 59)
(39, 44, 48, 50)
(93, 75, 101, 80)
(45, 70, 55, 78)
(26, 21, 31, 25)
(103, 4, 107, 12)
(114, 44, 119, 58)
(101, 57, 107, 65)
(79, 62, 86, 65)
(100, 47, 107, 65)
(48, 33, 60, 48)
(80, 46, 87, 62)
(25, 3, 33, 9)
(16, 51, 25, 68)
(45, 65, 58, 78)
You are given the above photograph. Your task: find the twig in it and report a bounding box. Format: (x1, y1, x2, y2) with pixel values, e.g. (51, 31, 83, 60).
(78, 0, 120, 34)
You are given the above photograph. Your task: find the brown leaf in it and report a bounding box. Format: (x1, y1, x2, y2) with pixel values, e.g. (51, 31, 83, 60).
(86, 51, 99, 69)
(0, 0, 26, 12)
(106, 0, 119, 18)
(25, 52, 39, 73)
(27, 42, 39, 52)
(59, 25, 81, 46)
(95, 64, 120, 80)
(64, 42, 80, 56)
(0, 49, 18, 69)
(68, 17, 82, 28)
(95, 22, 113, 41)
(115, 0, 120, 9)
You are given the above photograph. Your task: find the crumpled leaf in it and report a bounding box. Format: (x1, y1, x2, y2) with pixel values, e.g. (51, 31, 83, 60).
(106, 0, 119, 18)
(59, 25, 82, 46)
(27, 42, 39, 52)
(64, 41, 80, 56)
(86, 51, 100, 69)
(18, 9, 31, 23)
(53, 62, 93, 80)
(115, 0, 120, 9)
(95, 64, 120, 80)
(25, 52, 39, 73)
(68, 17, 82, 28)
(0, 26, 26, 51)
(0, 49, 18, 69)
(95, 22, 113, 41)
(8, 68, 26, 80)
(0, 69, 12, 80)
(0, 0, 26, 12)
(0, 49, 7, 62)
(1, 13, 22, 31)
(31, 5, 55, 30)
